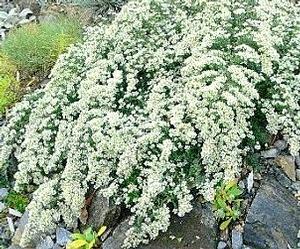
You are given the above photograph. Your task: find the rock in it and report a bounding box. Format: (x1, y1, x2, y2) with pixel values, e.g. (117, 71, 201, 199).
(137, 203, 217, 249)
(12, 0, 40, 15)
(18, 8, 33, 18)
(102, 218, 130, 249)
(0, 11, 8, 20)
(246, 171, 254, 193)
(53, 244, 63, 249)
(238, 180, 245, 190)
(87, 190, 121, 229)
(296, 169, 300, 181)
(56, 227, 72, 246)
(18, 18, 30, 25)
(8, 245, 22, 249)
(244, 178, 300, 249)
(0, 188, 8, 199)
(11, 211, 28, 245)
(0, 201, 5, 212)
(275, 155, 296, 181)
(36, 236, 54, 249)
(261, 148, 279, 159)
(272, 166, 292, 188)
(217, 241, 227, 249)
(232, 228, 243, 249)
(9, 208, 22, 218)
(274, 140, 287, 151)
(7, 216, 15, 233)
(295, 156, 300, 168)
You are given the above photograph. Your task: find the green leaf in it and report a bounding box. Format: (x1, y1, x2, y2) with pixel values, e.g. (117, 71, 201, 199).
(224, 180, 237, 191)
(87, 239, 96, 249)
(71, 233, 86, 240)
(66, 239, 88, 249)
(220, 218, 232, 230)
(228, 187, 243, 197)
(97, 226, 107, 237)
(84, 228, 95, 242)
(216, 198, 227, 209)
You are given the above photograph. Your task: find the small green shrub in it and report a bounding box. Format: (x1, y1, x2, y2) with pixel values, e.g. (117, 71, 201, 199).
(4, 191, 29, 213)
(213, 181, 243, 230)
(1, 17, 82, 78)
(0, 74, 19, 114)
(67, 226, 107, 249)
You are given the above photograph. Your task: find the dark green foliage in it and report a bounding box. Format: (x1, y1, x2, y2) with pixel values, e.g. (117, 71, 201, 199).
(3, 191, 29, 213)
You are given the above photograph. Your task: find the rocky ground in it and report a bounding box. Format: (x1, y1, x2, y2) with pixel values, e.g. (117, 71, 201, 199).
(2, 139, 300, 249)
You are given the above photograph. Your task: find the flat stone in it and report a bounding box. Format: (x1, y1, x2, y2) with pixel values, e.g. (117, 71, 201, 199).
(87, 190, 120, 229)
(275, 156, 296, 181)
(261, 148, 279, 159)
(56, 227, 72, 246)
(18, 8, 33, 18)
(232, 228, 243, 249)
(7, 216, 15, 233)
(217, 241, 227, 249)
(247, 171, 254, 193)
(244, 178, 300, 249)
(102, 218, 130, 249)
(36, 236, 54, 249)
(296, 169, 300, 181)
(12, 211, 28, 245)
(0, 201, 5, 212)
(9, 208, 22, 218)
(238, 180, 245, 190)
(53, 244, 63, 249)
(274, 140, 287, 151)
(0, 188, 8, 200)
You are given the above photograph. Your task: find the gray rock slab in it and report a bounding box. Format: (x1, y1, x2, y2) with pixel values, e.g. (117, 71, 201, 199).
(137, 202, 218, 249)
(232, 228, 243, 249)
(87, 190, 120, 229)
(56, 227, 71, 246)
(103, 201, 218, 249)
(36, 236, 54, 249)
(260, 148, 279, 159)
(244, 178, 300, 249)
(0, 188, 8, 200)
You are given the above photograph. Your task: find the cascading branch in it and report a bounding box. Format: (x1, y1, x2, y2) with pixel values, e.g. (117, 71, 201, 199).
(0, 0, 299, 247)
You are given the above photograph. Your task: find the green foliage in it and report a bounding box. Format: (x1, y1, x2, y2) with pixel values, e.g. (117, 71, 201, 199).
(245, 153, 263, 172)
(0, 53, 19, 114)
(3, 191, 29, 213)
(213, 181, 243, 230)
(1, 17, 82, 78)
(67, 226, 107, 249)
(0, 74, 19, 115)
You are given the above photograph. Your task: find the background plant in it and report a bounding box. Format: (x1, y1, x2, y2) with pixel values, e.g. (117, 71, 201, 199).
(1, 16, 82, 79)
(0, 53, 20, 115)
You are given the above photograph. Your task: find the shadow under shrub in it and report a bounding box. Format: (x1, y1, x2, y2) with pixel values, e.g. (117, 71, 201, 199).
(1, 16, 83, 79)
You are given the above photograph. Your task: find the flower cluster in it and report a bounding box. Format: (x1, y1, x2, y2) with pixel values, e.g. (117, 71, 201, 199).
(0, 0, 299, 248)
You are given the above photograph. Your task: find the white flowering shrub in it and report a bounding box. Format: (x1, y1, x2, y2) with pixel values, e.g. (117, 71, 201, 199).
(0, 0, 300, 247)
